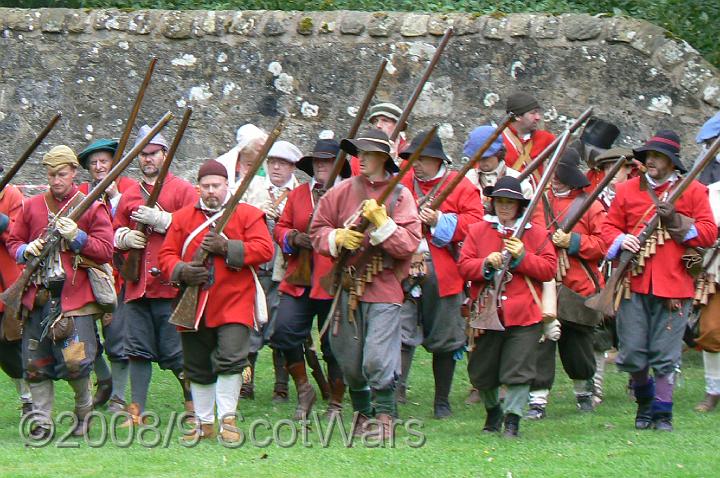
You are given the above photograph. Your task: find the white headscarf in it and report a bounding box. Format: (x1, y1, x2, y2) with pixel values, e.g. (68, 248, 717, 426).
(215, 124, 269, 190)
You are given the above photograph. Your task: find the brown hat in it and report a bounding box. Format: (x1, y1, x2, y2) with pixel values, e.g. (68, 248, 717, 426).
(42, 145, 79, 171)
(594, 147, 634, 168)
(197, 159, 228, 181)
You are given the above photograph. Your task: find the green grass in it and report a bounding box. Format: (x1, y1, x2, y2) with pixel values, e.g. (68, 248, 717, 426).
(0, 347, 718, 477)
(0, 1, 718, 67)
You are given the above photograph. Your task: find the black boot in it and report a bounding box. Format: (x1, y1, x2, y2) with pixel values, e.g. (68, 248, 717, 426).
(503, 413, 520, 438)
(483, 405, 503, 433)
(92, 378, 113, 408)
(432, 352, 455, 419)
(633, 378, 655, 430)
(397, 346, 415, 405)
(272, 349, 289, 403)
(651, 400, 673, 432)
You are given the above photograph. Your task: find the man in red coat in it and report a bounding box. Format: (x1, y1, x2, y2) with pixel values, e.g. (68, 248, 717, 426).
(0, 182, 31, 416)
(350, 102, 408, 176)
(271, 139, 351, 420)
(113, 126, 198, 425)
(311, 129, 421, 439)
(527, 150, 608, 419)
(77, 139, 138, 411)
(602, 130, 717, 431)
(396, 131, 484, 418)
(502, 92, 556, 183)
(158, 159, 273, 442)
(458, 176, 557, 438)
(8, 146, 114, 438)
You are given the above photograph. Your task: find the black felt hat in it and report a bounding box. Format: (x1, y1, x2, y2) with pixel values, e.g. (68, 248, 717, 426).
(633, 129, 686, 173)
(556, 149, 591, 189)
(399, 129, 449, 163)
(581, 118, 620, 150)
(483, 176, 530, 206)
(297, 139, 350, 178)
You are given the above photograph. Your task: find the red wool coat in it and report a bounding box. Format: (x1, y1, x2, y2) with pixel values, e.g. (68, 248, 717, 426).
(502, 125, 556, 174)
(274, 183, 334, 300)
(158, 203, 274, 328)
(547, 190, 607, 297)
(458, 219, 557, 327)
(602, 176, 717, 299)
(79, 175, 137, 198)
(7, 184, 114, 312)
(400, 170, 484, 297)
(0, 186, 24, 311)
(113, 173, 197, 302)
(310, 175, 422, 304)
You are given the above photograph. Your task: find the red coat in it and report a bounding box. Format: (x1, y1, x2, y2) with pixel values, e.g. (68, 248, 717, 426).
(7, 184, 114, 312)
(158, 203, 274, 328)
(0, 186, 24, 311)
(547, 190, 607, 297)
(78, 175, 137, 198)
(274, 183, 334, 300)
(400, 170, 484, 297)
(113, 173, 197, 302)
(502, 125, 555, 174)
(602, 176, 717, 299)
(310, 175, 422, 304)
(458, 219, 557, 327)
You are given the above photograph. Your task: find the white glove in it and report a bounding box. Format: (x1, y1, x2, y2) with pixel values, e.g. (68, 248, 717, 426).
(115, 227, 147, 250)
(130, 205, 172, 233)
(541, 319, 561, 342)
(56, 217, 79, 242)
(24, 238, 46, 259)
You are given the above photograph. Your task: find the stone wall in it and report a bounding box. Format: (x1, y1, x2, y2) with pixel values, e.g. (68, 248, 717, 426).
(0, 8, 719, 186)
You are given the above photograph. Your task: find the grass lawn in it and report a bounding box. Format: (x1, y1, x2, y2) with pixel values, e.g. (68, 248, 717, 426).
(0, 347, 717, 477)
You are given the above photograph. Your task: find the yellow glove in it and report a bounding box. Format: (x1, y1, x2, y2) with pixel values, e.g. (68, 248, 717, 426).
(335, 228, 364, 251)
(552, 230, 572, 249)
(485, 251, 503, 269)
(503, 237, 525, 259)
(24, 238, 46, 259)
(362, 199, 389, 228)
(56, 217, 79, 242)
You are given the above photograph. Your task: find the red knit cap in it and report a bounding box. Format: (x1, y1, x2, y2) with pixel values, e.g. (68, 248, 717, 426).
(197, 159, 228, 181)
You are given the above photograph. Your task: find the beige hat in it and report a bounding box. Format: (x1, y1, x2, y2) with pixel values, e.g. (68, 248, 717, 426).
(42, 145, 80, 171)
(594, 147, 634, 168)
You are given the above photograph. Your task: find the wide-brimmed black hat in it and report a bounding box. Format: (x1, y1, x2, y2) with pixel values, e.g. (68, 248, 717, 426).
(297, 139, 350, 179)
(483, 176, 530, 206)
(581, 118, 620, 150)
(399, 129, 449, 163)
(555, 149, 590, 189)
(633, 130, 686, 173)
(340, 129, 399, 173)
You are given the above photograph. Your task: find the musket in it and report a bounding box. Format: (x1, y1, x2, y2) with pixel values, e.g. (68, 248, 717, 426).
(319, 126, 439, 339)
(285, 59, 388, 287)
(303, 336, 331, 400)
(168, 114, 288, 330)
(490, 130, 571, 301)
(120, 107, 193, 282)
(0, 113, 62, 193)
(425, 114, 513, 211)
(112, 57, 157, 167)
(389, 28, 453, 141)
(517, 107, 594, 183)
(0, 112, 173, 341)
(585, 134, 720, 317)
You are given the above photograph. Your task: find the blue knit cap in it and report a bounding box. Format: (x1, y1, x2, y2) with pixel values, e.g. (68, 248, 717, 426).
(463, 125, 505, 159)
(697, 112, 720, 143)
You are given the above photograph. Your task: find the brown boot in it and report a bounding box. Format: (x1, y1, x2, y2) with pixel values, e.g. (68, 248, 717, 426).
(324, 378, 346, 420)
(465, 388, 481, 405)
(120, 402, 144, 428)
(695, 393, 720, 412)
(71, 404, 94, 437)
(219, 417, 241, 443)
(352, 413, 370, 438)
(183, 400, 197, 426)
(287, 362, 316, 420)
(181, 423, 215, 443)
(373, 413, 394, 441)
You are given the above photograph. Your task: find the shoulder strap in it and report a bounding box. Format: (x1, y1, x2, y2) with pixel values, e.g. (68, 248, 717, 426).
(181, 210, 224, 257)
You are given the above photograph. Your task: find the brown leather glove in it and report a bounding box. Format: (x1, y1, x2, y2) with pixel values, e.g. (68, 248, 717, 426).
(201, 232, 228, 257)
(178, 261, 209, 285)
(657, 202, 681, 229)
(289, 230, 313, 250)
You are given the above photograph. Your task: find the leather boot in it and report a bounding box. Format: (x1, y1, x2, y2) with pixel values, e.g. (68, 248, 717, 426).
(432, 352, 455, 419)
(92, 378, 113, 408)
(373, 413, 394, 441)
(182, 423, 215, 443)
(240, 353, 256, 400)
(324, 378, 346, 420)
(503, 413, 520, 438)
(120, 402, 145, 428)
(483, 405, 504, 433)
(287, 361, 316, 420)
(184, 400, 197, 426)
(71, 403, 94, 437)
(352, 413, 370, 438)
(465, 388, 481, 405)
(272, 349, 289, 403)
(633, 378, 655, 430)
(397, 346, 415, 405)
(219, 417, 241, 443)
(694, 393, 720, 412)
(651, 400, 673, 432)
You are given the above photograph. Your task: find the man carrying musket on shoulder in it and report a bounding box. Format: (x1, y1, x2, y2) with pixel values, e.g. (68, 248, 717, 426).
(113, 126, 198, 425)
(396, 131, 484, 418)
(271, 139, 351, 420)
(527, 150, 608, 419)
(7, 146, 114, 438)
(158, 159, 274, 443)
(458, 176, 557, 438)
(602, 130, 717, 431)
(310, 129, 421, 439)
